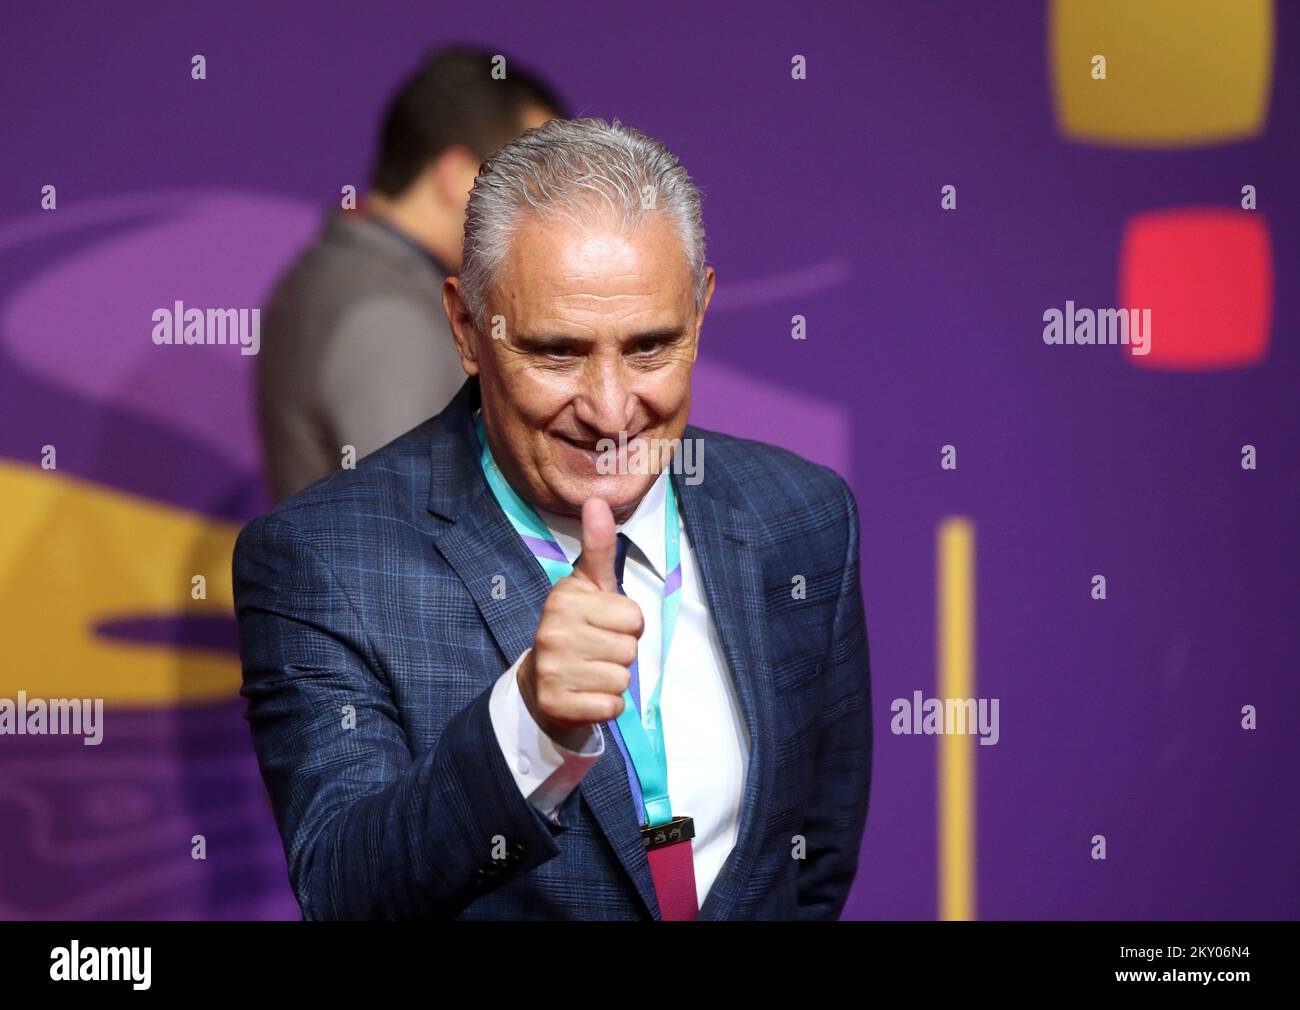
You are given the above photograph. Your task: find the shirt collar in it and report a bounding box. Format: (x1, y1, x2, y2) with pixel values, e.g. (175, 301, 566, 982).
(472, 407, 672, 579)
(535, 470, 670, 581)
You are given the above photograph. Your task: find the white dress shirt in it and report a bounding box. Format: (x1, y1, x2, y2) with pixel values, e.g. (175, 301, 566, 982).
(487, 468, 750, 911)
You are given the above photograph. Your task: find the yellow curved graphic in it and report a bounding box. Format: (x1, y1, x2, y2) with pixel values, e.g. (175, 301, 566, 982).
(1051, 0, 1274, 148)
(0, 461, 241, 706)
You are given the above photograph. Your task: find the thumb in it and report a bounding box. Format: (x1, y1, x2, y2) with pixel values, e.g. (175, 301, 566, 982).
(575, 497, 618, 593)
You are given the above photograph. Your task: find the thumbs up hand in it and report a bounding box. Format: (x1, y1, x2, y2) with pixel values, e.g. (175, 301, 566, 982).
(572, 497, 619, 593)
(518, 498, 645, 749)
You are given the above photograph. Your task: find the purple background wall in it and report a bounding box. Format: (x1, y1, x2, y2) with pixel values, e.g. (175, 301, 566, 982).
(1, 0, 1296, 919)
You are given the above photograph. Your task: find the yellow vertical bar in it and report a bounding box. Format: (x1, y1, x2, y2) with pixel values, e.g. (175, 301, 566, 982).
(937, 517, 975, 921)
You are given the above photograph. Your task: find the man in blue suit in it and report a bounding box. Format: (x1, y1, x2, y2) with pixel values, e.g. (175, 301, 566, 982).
(233, 117, 872, 920)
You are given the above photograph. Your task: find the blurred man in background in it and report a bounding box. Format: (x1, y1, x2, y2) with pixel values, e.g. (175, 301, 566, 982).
(257, 47, 564, 503)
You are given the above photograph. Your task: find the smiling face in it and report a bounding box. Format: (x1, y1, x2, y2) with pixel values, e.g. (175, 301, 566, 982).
(445, 211, 714, 519)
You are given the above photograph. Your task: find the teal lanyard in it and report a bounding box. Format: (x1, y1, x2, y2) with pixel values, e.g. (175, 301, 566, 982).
(475, 413, 682, 825)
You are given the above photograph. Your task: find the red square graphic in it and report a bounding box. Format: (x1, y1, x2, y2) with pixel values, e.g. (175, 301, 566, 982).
(1118, 209, 1273, 370)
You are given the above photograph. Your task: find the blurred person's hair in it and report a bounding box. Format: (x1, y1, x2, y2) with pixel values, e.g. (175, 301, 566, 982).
(370, 47, 566, 197)
(460, 117, 707, 331)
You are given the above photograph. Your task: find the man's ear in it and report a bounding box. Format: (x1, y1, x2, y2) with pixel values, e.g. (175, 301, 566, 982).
(691, 265, 716, 362)
(442, 276, 481, 376)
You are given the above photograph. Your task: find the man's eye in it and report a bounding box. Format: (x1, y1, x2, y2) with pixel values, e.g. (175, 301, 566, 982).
(633, 341, 662, 355)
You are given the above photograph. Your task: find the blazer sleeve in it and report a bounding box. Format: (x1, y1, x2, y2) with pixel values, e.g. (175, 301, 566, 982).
(795, 476, 873, 920)
(233, 512, 564, 919)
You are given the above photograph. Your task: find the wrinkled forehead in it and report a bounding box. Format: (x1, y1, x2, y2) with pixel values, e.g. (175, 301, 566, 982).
(492, 210, 695, 321)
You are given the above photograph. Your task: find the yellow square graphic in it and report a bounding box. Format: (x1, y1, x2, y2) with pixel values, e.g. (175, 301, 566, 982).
(1050, 0, 1274, 147)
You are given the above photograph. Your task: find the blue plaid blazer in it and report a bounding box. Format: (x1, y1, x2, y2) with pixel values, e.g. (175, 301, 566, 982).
(233, 377, 872, 920)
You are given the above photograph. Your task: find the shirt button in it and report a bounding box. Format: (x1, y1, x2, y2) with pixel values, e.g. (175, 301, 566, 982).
(517, 755, 531, 775)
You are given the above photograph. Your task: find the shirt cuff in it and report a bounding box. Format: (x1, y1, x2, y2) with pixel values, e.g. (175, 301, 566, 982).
(488, 647, 605, 823)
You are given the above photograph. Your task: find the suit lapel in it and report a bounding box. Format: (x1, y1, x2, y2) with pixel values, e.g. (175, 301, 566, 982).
(673, 450, 776, 921)
(432, 488, 552, 666)
(426, 381, 551, 666)
(576, 727, 663, 917)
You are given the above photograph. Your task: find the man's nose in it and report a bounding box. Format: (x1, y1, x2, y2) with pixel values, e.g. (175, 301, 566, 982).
(575, 357, 636, 436)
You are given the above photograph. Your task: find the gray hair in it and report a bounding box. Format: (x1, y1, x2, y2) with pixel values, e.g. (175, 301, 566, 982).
(459, 117, 707, 330)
